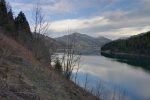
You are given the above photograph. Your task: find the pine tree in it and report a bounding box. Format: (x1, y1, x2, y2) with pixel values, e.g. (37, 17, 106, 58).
(15, 11, 32, 39)
(14, 11, 32, 45)
(15, 12, 31, 34)
(0, 0, 15, 36)
(8, 8, 13, 21)
(0, 0, 7, 14)
(0, 0, 8, 27)
(6, 8, 16, 33)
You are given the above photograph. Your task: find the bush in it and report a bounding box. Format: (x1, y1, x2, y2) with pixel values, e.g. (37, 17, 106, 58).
(54, 58, 62, 73)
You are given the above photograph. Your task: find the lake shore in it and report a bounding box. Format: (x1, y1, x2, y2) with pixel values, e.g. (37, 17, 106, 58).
(101, 51, 150, 58)
(74, 55, 150, 100)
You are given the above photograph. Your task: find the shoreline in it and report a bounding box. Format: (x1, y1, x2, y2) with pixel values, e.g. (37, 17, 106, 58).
(101, 51, 150, 58)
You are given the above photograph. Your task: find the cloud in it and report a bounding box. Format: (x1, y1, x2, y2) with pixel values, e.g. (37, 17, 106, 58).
(11, 0, 74, 14)
(41, 0, 74, 14)
(50, 16, 109, 32)
(93, 26, 150, 39)
(138, 0, 150, 10)
(49, 9, 150, 39)
(9, 0, 118, 14)
(8, 0, 150, 39)
(11, 2, 33, 12)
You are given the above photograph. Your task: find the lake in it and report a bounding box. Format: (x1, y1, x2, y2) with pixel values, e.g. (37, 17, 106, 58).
(72, 55, 150, 100)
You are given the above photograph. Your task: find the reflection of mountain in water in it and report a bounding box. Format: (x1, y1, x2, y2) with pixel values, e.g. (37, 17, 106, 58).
(101, 52, 150, 72)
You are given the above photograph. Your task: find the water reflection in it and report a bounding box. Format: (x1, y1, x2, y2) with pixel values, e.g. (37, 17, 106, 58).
(73, 55, 150, 100)
(101, 52, 150, 72)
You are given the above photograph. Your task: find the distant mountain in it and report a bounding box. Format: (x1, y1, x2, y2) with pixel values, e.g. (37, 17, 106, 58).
(101, 31, 150, 57)
(55, 33, 111, 55)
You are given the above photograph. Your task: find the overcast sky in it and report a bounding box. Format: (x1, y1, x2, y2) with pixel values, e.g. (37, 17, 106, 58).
(7, 0, 150, 39)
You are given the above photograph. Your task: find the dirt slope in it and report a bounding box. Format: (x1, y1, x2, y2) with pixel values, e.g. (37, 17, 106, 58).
(0, 32, 97, 100)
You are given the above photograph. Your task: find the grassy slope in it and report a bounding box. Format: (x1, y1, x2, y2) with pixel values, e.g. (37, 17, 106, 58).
(0, 32, 97, 100)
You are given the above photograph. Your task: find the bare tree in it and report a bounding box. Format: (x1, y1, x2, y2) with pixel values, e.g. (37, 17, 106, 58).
(47, 39, 58, 64)
(32, 3, 49, 35)
(32, 3, 57, 65)
(117, 88, 127, 100)
(84, 73, 89, 91)
(74, 57, 81, 84)
(112, 87, 116, 100)
(61, 30, 81, 79)
(95, 80, 104, 99)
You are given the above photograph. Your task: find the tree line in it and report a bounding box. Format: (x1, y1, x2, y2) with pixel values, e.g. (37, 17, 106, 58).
(101, 31, 150, 56)
(0, 0, 50, 66)
(0, 0, 81, 79)
(0, 0, 31, 39)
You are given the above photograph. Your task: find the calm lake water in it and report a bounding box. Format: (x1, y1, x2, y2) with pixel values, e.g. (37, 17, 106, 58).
(72, 55, 150, 100)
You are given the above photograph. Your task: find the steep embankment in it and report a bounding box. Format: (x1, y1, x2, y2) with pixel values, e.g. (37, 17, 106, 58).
(0, 32, 96, 100)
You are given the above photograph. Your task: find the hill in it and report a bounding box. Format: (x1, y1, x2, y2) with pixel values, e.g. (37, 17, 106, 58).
(101, 31, 150, 57)
(0, 1, 98, 99)
(55, 33, 111, 55)
(0, 32, 97, 100)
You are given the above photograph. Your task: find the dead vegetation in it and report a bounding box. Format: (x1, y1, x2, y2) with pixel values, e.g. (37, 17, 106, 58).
(0, 32, 97, 100)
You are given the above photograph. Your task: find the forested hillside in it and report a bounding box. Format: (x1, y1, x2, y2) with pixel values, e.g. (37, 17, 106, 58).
(0, 0, 51, 65)
(101, 31, 150, 56)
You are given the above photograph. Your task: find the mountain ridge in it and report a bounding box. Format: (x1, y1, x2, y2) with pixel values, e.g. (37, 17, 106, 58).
(55, 32, 111, 55)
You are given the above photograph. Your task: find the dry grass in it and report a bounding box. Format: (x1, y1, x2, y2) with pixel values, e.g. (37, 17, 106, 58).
(0, 32, 97, 100)
(0, 33, 39, 66)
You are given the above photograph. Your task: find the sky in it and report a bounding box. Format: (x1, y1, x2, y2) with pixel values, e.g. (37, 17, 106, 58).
(7, 0, 150, 40)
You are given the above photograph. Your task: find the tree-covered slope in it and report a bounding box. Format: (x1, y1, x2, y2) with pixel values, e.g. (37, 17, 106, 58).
(101, 31, 150, 56)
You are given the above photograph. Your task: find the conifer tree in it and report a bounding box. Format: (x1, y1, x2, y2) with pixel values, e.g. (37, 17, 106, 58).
(0, 0, 16, 36)
(0, 0, 8, 27)
(6, 8, 16, 33)
(7, 8, 13, 20)
(13, 11, 32, 46)
(15, 11, 32, 38)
